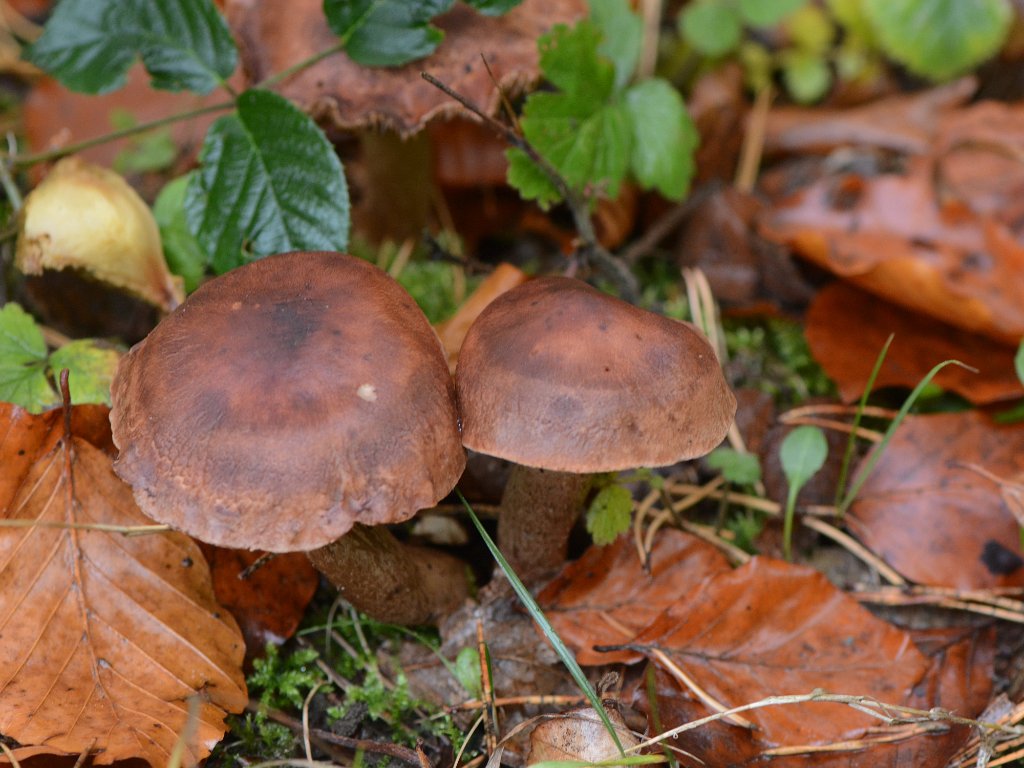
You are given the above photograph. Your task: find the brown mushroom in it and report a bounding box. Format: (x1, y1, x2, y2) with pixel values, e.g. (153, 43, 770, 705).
(110, 251, 468, 625)
(455, 277, 737, 583)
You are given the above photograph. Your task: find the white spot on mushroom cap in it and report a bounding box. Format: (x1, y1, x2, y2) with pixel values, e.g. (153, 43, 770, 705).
(357, 383, 377, 402)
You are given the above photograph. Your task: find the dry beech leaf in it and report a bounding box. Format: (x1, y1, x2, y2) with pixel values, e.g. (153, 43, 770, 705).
(0, 403, 247, 767)
(638, 625, 994, 767)
(225, 0, 587, 137)
(805, 281, 1022, 404)
(630, 558, 930, 753)
(538, 530, 730, 665)
(199, 545, 319, 661)
(848, 411, 1024, 588)
(434, 263, 529, 374)
(527, 705, 639, 766)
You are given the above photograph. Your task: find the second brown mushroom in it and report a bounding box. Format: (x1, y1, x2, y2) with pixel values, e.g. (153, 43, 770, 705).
(110, 250, 469, 625)
(455, 276, 737, 584)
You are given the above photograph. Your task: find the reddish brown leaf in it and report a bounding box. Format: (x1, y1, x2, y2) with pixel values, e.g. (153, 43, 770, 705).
(848, 412, 1024, 588)
(631, 559, 930, 751)
(0, 404, 247, 766)
(637, 624, 994, 767)
(199, 545, 319, 660)
(225, 0, 587, 137)
(805, 282, 1023, 404)
(538, 531, 731, 665)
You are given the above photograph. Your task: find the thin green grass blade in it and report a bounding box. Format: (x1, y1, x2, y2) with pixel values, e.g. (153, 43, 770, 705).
(834, 333, 894, 510)
(838, 358, 975, 512)
(457, 490, 626, 757)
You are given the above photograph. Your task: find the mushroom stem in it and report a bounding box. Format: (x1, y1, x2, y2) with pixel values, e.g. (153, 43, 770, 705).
(496, 466, 593, 584)
(307, 524, 470, 625)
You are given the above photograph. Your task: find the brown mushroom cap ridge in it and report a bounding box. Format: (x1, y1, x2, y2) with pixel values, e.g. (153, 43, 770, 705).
(110, 251, 465, 552)
(456, 277, 737, 472)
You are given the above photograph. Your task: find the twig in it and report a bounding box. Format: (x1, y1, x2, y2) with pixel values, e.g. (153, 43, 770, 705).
(0, 519, 171, 535)
(619, 181, 719, 264)
(800, 517, 906, 585)
(450, 694, 585, 711)
(734, 85, 772, 193)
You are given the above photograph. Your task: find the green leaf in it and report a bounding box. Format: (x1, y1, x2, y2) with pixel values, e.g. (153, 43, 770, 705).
(452, 647, 482, 698)
(590, 0, 643, 89)
(737, 0, 806, 27)
(537, 20, 616, 100)
(25, 0, 237, 94)
(505, 148, 562, 208)
(0, 304, 53, 413)
(466, 0, 522, 14)
(624, 79, 697, 200)
(780, 425, 828, 492)
(49, 341, 120, 407)
(109, 109, 177, 174)
(678, 0, 742, 57)
(154, 175, 207, 293)
(863, 0, 1011, 81)
(185, 89, 350, 274)
(1015, 338, 1024, 384)
(323, 0, 453, 67)
(585, 484, 633, 545)
(706, 447, 762, 486)
(780, 48, 832, 103)
(785, 5, 835, 54)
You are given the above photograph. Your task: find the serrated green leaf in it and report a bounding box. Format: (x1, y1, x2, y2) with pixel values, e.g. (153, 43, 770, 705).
(323, 0, 453, 67)
(780, 425, 828, 491)
(49, 341, 120, 407)
(780, 48, 832, 103)
(585, 484, 633, 545)
(738, 0, 806, 27)
(538, 21, 616, 100)
(466, 0, 522, 14)
(590, 0, 643, 88)
(0, 304, 53, 413)
(624, 79, 697, 200)
(25, 0, 237, 95)
(863, 0, 1011, 81)
(679, 0, 742, 57)
(505, 147, 561, 207)
(154, 175, 207, 293)
(185, 89, 349, 273)
(706, 447, 762, 486)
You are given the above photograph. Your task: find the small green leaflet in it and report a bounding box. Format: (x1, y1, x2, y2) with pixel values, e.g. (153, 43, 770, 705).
(679, 1, 742, 56)
(863, 0, 1011, 81)
(323, 0, 523, 67)
(25, 0, 237, 94)
(153, 175, 206, 293)
(585, 483, 633, 545)
(0, 304, 119, 413)
(706, 447, 762, 486)
(508, 3, 697, 207)
(780, 425, 828, 491)
(185, 89, 350, 274)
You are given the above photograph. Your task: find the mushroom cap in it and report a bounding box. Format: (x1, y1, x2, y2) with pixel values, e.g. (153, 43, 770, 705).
(456, 277, 737, 472)
(110, 251, 465, 552)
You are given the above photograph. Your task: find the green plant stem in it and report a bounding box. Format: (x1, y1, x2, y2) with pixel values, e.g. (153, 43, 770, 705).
(258, 41, 348, 89)
(783, 485, 798, 562)
(4, 102, 234, 167)
(838, 359, 975, 512)
(834, 333, 894, 511)
(457, 489, 626, 757)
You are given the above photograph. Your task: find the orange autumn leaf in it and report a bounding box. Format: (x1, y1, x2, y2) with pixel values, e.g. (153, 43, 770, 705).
(0, 404, 247, 767)
(848, 411, 1024, 588)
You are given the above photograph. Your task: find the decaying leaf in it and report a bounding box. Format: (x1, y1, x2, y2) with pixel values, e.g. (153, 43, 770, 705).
(527, 705, 639, 766)
(630, 559, 930, 754)
(848, 411, 1024, 588)
(805, 281, 1023, 404)
(225, 0, 587, 137)
(538, 530, 730, 665)
(16, 156, 184, 312)
(0, 403, 247, 767)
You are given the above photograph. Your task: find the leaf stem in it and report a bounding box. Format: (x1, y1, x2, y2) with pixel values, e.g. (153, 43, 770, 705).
(3, 102, 234, 167)
(257, 41, 348, 90)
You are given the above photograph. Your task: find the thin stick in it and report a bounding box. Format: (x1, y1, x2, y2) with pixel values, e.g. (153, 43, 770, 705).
(734, 85, 772, 193)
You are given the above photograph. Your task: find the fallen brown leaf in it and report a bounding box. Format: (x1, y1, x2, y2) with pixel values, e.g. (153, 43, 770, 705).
(847, 411, 1024, 588)
(538, 530, 731, 665)
(805, 281, 1023, 404)
(527, 705, 639, 766)
(0, 404, 247, 767)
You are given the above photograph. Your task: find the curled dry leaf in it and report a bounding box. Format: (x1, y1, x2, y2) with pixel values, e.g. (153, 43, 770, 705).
(527, 705, 639, 767)
(538, 530, 730, 665)
(630, 558, 930, 756)
(0, 403, 247, 767)
(16, 157, 184, 312)
(805, 281, 1023, 404)
(225, 0, 587, 137)
(847, 411, 1024, 588)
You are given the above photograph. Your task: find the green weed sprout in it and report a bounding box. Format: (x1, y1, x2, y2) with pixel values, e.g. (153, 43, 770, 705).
(779, 425, 828, 561)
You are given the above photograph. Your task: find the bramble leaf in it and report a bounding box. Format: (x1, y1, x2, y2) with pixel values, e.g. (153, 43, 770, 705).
(624, 79, 697, 200)
(323, 0, 452, 67)
(466, 0, 523, 14)
(185, 89, 349, 273)
(863, 0, 1011, 81)
(25, 0, 237, 94)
